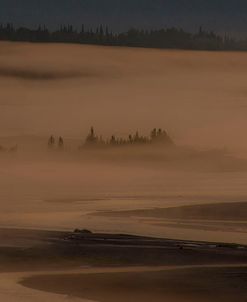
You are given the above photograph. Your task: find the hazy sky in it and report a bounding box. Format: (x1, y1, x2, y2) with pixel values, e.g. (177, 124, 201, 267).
(1, 0, 247, 36)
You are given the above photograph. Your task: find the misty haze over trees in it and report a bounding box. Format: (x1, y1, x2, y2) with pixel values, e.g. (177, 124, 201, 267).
(83, 127, 174, 148)
(45, 127, 174, 151)
(1, 23, 247, 51)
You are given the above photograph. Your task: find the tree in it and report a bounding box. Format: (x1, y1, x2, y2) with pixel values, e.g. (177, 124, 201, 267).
(58, 136, 64, 149)
(99, 25, 104, 36)
(48, 136, 55, 148)
(85, 127, 98, 145)
(128, 134, 133, 144)
(134, 131, 140, 143)
(151, 128, 157, 140)
(110, 135, 117, 145)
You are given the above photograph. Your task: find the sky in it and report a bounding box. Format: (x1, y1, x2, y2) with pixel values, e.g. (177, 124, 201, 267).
(1, 0, 247, 36)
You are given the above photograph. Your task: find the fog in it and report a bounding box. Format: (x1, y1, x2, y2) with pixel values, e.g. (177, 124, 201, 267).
(0, 42, 247, 243)
(0, 42, 247, 152)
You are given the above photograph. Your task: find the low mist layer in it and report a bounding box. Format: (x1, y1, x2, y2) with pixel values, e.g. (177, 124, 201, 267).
(1, 42, 247, 155)
(0, 42, 247, 243)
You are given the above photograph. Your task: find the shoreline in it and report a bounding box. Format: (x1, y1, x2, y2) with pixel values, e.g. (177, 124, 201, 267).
(19, 264, 247, 302)
(0, 228, 246, 301)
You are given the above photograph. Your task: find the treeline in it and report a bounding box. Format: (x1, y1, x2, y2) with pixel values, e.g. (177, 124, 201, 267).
(47, 127, 174, 150)
(84, 127, 174, 148)
(1, 23, 247, 51)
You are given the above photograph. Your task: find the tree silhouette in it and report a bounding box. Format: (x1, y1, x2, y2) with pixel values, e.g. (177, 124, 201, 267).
(151, 128, 157, 140)
(58, 136, 64, 149)
(48, 136, 55, 148)
(0, 23, 245, 51)
(85, 127, 99, 146)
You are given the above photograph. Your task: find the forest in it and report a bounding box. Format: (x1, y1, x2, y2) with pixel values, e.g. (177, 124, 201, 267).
(0, 23, 247, 51)
(47, 127, 174, 150)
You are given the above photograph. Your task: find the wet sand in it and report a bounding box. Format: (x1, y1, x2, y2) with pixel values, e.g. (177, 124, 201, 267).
(90, 201, 247, 244)
(97, 201, 247, 221)
(0, 227, 245, 302)
(20, 265, 247, 302)
(1, 228, 247, 271)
